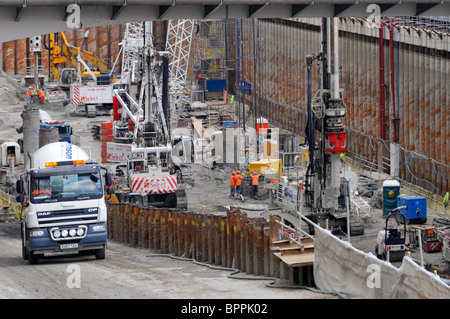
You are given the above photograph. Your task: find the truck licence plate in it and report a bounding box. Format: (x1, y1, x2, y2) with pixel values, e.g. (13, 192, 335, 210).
(60, 243, 78, 250)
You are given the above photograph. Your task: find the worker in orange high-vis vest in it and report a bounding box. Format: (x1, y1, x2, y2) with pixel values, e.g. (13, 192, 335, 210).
(26, 86, 35, 103)
(229, 171, 236, 197)
(234, 170, 242, 198)
(251, 170, 261, 199)
(37, 89, 45, 104)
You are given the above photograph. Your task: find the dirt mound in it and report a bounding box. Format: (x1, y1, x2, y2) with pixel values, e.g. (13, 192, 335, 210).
(0, 72, 24, 106)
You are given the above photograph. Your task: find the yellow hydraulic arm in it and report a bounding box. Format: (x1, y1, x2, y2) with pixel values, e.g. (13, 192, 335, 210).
(48, 31, 109, 80)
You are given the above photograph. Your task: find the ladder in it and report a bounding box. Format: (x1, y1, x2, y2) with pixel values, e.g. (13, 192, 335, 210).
(350, 192, 372, 221)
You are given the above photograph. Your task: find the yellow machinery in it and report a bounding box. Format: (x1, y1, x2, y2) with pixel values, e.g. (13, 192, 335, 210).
(248, 159, 281, 175)
(47, 31, 109, 81)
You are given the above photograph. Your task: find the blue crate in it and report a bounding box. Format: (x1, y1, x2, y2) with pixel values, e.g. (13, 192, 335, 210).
(222, 121, 237, 127)
(397, 196, 427, 224)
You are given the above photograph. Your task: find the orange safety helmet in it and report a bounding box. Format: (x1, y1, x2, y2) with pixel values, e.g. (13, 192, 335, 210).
(231, 171, 235, 175)
(236, 170, 240, 174)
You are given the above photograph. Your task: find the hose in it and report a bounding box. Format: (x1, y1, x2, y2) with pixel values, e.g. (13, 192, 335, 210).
(146, 253, 345, 298)
(433, 218, 450, 226)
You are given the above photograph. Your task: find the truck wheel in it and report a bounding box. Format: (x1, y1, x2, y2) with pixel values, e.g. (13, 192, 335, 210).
(28, 251, 40, 265)
(95, 246, 106, 260)
(375, 246, 381, 259)
(22, 237, 28, 261)
(21, 222, 29, 260)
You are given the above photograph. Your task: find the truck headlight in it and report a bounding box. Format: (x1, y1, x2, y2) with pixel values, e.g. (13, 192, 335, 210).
(69, 229, 77, 237)
(92, 225, 106, 231)
(76, 228, 84, 236)
(61, 229, 68, 237)
(53, 230, 61, 238)
(30, 230, 44, 237)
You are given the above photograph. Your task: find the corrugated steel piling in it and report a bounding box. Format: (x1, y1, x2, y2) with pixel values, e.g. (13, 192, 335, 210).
(213, 215, 221, 266)
(106, 203, 315, 287)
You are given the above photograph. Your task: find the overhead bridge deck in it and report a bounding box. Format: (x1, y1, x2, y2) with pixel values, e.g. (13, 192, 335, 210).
(0, 0, 449, 42)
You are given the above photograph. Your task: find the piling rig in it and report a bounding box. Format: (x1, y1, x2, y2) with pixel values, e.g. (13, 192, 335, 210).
(303, 18, 364, 236)
(108, 21, 193, 209)
(277, 18, 364, 236)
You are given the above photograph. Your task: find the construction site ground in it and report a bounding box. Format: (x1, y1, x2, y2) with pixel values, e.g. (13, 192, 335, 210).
(0, 72, 449, 298)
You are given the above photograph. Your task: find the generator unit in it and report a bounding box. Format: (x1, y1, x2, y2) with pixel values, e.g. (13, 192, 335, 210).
(397, 195, 427, 224)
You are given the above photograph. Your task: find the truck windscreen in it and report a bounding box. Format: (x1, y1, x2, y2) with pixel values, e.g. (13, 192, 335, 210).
(30, 171, 103, 203)
(58, 127, 70, 139)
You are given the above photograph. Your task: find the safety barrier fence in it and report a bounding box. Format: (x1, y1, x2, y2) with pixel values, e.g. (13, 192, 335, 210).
(106, 203, 314, 286)
(345, 128, 449, 215)
(106, 203, 450, 298)
(313, 226, 450, 299)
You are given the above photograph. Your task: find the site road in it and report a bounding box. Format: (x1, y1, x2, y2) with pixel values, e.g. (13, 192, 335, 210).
(0, 222, 336, 299)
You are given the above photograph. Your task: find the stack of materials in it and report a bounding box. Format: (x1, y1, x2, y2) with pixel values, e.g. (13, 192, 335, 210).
(100, 122, 113, 163)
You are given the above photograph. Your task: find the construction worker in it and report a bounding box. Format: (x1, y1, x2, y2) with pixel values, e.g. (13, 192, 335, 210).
(37, 89, 45, 104)
(251, 170, 261, 199)
(229, 171, 236, 197)
(26, 86, 35, 103)
(31, 179, 52, 198)
(234, 170, 242, 198)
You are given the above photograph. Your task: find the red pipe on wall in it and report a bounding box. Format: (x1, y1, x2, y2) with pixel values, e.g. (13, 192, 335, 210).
(389, 22, 400, 144)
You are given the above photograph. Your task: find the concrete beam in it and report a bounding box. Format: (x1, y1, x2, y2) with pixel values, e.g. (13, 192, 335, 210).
(0, 2, 449, 42)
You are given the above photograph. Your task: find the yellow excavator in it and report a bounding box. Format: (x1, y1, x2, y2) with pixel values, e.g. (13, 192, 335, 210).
(46, 31, 110, 82)
(45, 31, 117, 117)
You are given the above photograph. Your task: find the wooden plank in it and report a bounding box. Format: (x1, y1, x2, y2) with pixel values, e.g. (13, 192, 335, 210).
(280, 246, 314, 256)
(273, 251, 314, 267)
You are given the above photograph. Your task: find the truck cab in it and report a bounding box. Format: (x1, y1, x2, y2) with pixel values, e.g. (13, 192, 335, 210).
(40, 121, 73, 144)
(16, 142, 114, 264)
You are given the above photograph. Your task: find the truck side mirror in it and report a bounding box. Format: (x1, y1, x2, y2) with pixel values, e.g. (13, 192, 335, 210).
(105, 172, 113, 187)
(16, 179, 24, 194)
(16, 194, 24, 204)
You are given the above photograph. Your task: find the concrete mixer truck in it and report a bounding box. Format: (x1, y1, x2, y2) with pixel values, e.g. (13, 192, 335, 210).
(16, 142, 114, 264)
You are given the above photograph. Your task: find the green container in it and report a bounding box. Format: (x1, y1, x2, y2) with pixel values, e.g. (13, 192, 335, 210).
(382, 180, 400, 216)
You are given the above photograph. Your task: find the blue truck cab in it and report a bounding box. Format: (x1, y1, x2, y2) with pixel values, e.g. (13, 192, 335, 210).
(40, 121, 73, 143)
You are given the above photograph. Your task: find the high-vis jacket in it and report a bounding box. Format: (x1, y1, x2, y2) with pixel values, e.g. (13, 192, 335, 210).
(230, 172, 236, 187)
(32, 189, 51, 197)
(234, 173, 242, 187)
(251, 173, 260, 186)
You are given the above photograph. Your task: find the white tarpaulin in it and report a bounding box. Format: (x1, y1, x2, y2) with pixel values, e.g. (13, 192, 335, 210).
(313, 225, 450, 299)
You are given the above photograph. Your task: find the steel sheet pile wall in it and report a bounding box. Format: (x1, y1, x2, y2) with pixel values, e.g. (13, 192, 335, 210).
(0, 25, 125, 76)
(339, 18, 449, 199)
(241, 19, 321, 134)
(106, 203, 314, 286)
(237, 18, 448, 198)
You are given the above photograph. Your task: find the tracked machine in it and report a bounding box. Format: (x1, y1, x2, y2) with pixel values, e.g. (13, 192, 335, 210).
(106, 22, 191, 209)
(277, 18, 364, 237)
